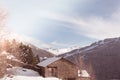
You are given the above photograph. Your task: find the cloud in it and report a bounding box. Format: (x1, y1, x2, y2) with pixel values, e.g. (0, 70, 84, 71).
(3, 0, 120, 42)
(50, 41, 72, 48)
(41, 8, 120, 40)
(19, 9, 120, 40)
(72, 10, 120, 40)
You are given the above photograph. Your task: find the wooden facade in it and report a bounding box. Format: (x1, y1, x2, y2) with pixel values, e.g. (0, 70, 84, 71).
(77, 77, 91, 80)
(37, 57, 78, 80)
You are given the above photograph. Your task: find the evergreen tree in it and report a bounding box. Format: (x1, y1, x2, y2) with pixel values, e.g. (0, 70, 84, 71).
(18, 42, 39, 65)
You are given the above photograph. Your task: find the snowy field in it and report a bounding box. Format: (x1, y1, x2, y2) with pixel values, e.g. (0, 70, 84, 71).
(0, 67, 61, 80)
(1, 76, 60, 80)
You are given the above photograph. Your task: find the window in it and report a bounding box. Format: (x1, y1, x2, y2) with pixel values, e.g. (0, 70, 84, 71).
(48, 67, 57, 77)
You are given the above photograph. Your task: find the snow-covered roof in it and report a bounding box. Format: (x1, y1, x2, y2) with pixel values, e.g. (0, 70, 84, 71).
(37, 57, 62, 67)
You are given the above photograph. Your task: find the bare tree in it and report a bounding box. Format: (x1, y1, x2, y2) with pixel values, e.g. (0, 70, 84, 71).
(0, 4, 8, 40)
(0, 3, 9, 77)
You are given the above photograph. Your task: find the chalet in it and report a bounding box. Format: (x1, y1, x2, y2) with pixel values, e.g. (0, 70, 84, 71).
(37, 57, 78, 80)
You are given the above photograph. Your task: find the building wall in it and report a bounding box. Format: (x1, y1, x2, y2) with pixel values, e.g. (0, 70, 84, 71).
(45, 59, 78, 80)
(77, 77, 91, 80)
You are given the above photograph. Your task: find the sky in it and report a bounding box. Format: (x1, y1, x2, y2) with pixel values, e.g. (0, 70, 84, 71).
(1, 0, 120, 48)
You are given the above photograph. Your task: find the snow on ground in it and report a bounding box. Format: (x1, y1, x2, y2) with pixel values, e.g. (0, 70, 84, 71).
(0, 67, 61, 80)
(0, 76, 60, 80)
(6, 67, 39, 76)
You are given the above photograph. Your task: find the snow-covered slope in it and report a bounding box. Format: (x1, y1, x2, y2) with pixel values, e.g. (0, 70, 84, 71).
(0, 67, 61, 80)
(45, 46, 80, 55)
(6, 67, 39, 76)
(60, 37, 120, 58)
(0, 76, 60, 80)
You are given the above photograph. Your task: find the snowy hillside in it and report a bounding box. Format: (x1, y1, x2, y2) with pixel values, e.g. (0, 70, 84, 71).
(60, 37, 120, 58)
(46, 46, 80, 55)
(0, 67, 61, 80)
(1, 76, 60, 80)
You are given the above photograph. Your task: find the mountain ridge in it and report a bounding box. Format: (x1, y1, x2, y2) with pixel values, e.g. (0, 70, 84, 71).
(60, 37, 120, 80)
